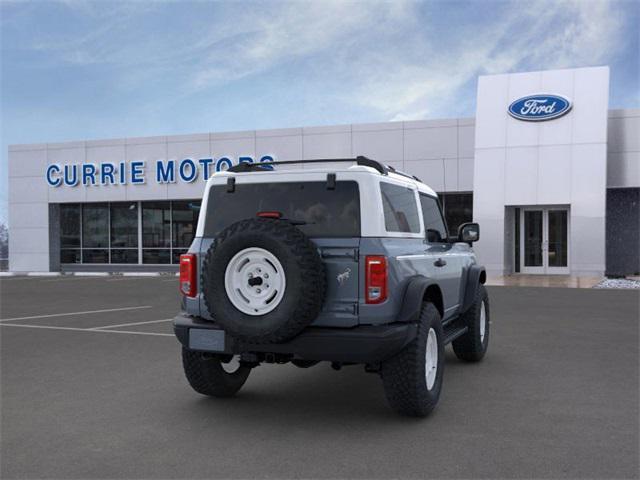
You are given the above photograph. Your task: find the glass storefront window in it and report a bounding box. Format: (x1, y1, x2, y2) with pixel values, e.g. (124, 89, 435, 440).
(82, 204, 109, 248)
(143, 249, 170, 264)
(142, 202, 171, 248)
(60, 200, 200, 265)
(111, 249, 138, 264)
(111, 203, 138, 248)
(60, 249, 81, 264)
(171, 248, 188, 265)
(172, 201, 200, 249)
(83, 249, 109, 264)
(60, 204, 81, 248)
(438, 192, 473, 235)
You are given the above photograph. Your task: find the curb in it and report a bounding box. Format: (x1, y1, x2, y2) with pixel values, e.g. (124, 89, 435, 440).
(1, 271, 179, 277)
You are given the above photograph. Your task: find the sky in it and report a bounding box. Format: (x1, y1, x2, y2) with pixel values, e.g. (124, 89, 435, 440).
(1, 0, 638, 225)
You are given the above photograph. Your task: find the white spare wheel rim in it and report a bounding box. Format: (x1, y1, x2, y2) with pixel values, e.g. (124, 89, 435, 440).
(224, 247, 286, 316)
(425, 327, 438, 390)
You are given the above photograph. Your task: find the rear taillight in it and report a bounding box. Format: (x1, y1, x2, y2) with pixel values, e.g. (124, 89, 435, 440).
(179, 254, 197, 297)
(257, 211, 282, 219)
(365, 255, 387, 304)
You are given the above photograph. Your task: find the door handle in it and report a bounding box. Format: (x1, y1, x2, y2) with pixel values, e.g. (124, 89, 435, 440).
(434, 258, 447, 267)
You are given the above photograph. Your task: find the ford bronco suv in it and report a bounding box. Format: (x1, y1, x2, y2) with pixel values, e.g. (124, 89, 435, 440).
(173, 157, 489, 417)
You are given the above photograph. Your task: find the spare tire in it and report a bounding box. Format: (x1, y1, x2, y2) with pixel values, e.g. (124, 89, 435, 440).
(202, 217, 326, 343)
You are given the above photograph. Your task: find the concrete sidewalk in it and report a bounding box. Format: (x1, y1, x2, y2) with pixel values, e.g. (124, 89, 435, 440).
(486, 274, 602, 288)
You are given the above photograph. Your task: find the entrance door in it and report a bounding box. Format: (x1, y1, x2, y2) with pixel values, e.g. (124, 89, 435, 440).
(520, 208, 569, 274)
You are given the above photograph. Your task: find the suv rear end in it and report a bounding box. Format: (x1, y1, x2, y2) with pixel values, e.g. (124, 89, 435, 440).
(174, 165, 417, 362)
(173, 158, 489, 417)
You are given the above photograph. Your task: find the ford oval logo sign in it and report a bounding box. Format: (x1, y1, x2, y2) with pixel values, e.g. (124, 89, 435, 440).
(508, 94, 572, 121)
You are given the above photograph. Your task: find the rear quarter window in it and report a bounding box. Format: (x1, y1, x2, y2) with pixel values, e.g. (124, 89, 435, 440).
(203, 181, 360, 238)
(380, 182, 421, 233)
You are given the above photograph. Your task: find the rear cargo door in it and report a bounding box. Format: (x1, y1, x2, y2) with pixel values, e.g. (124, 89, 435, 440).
(312, 238, 360, 327)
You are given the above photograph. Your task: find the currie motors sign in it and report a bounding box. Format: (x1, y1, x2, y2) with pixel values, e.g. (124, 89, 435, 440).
(45, 155, 274, 187)
(508, 94, 572, 121)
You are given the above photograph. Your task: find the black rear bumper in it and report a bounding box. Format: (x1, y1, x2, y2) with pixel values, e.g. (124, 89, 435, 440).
(173, 313, 417, 364)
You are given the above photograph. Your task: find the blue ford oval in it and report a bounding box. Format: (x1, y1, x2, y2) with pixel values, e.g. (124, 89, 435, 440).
(508, 94, 572, 121)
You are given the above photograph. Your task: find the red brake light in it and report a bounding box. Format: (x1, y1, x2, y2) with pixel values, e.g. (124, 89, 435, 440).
(179, 254, 197, 297)
(257, 211, 282, 219)
(365, 256, 387, 304)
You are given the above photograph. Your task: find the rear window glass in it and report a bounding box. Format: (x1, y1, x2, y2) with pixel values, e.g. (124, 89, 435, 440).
(380, 182, 420, 233)
(203, 181, 360, 237)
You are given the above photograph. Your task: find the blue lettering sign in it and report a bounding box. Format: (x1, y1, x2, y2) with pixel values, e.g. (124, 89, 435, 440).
(179, 158, 197, 182)
(46, 154, 276, 187)
(46, 164, 61, 187)
(64, 164, 78, 186)
(130, 161, 145, 184)
(101, 163, 116, 185)
(119, 161, 127, 184)
(157, 160, 175, 183)
(216, 157, 233, 172)
(259, 155, 274, 170)
(82, 164, 97, 186)
(199, 158, 213, 180)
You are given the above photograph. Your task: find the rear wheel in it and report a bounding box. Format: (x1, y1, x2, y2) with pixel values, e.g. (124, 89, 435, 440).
(182, 348, 251, 397)
(380, 302, 444, 417)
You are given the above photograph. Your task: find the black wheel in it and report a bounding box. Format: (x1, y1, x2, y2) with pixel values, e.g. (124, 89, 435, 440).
(452, 284, 490, 362)
(201, 218, 326, 344)
(182, 348, 251, 397)
(381, 302, 444, 417)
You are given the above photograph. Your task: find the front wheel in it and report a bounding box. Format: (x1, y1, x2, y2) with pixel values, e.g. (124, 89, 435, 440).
(182, 348, 251, 397)
(380, 302, 444, 417)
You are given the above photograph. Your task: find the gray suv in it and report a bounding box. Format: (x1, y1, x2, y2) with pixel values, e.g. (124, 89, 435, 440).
(173, 157, 489, 417)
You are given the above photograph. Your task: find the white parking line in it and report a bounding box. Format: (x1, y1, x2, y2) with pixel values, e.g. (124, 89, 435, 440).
(0, 323, 173, 337)
(0, 306, 152, 323)
(42, 277, 109, 283)
(105, 277, 166, 282)
(90, 318, 173, 330)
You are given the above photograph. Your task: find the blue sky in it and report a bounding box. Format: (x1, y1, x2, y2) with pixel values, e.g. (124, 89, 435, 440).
(1, 0, 638, 225)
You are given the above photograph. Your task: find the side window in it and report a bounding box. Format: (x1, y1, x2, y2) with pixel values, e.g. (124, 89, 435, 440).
(380, 182, 420, 233)
(419, 194, 448, 242)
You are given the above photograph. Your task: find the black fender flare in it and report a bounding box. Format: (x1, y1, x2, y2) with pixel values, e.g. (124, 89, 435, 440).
(396, 275, 442, 323)
(460, 265, 486, 313)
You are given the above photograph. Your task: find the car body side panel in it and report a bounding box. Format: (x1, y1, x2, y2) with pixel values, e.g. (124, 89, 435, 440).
(311, 238, 360, 327)
(358, 237, 427, 325)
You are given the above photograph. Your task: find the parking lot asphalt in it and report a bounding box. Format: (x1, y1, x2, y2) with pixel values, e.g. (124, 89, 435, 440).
(1, 276, 638, 479)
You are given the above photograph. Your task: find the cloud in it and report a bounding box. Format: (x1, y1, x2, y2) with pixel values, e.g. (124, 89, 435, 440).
(189, 1, 416, 91)
(350, 0, 626, 121)
(3, 0, 632, 122)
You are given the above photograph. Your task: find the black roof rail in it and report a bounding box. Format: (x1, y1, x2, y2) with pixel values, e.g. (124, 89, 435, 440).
(386, 164, 422, 183)
(226, 156, 388, 175)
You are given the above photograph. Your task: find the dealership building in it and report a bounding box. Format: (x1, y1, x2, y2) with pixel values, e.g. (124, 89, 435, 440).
(7, 66, 640, 277)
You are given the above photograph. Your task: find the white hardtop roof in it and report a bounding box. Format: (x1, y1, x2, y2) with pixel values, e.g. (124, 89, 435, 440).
(208, 164, 438, 197)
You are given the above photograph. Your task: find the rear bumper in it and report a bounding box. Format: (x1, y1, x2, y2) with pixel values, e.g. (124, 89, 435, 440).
(173, 313, 417, 364)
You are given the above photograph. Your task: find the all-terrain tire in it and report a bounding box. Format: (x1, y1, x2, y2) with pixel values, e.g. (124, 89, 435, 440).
(182, 348, 251, 397)
(202, 218, 326, 344)
(452, 284, 490, 362)
(380, 302, 444, 417)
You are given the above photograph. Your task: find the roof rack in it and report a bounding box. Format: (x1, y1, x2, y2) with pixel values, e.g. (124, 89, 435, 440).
(386, 164, 422, 183)
(227, 156, 388, 175)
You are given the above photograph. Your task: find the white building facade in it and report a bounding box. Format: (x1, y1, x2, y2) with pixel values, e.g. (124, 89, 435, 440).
(8, 66, 640, 277)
